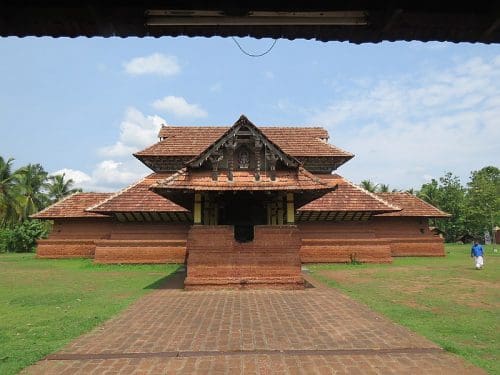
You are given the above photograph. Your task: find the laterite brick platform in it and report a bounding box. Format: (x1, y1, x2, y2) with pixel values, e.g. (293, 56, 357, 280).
(185, 225, 304, 290)
(24, 273, 484, 374)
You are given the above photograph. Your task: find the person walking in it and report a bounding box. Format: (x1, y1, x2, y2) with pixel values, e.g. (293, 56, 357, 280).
(471, 241, 485, 270)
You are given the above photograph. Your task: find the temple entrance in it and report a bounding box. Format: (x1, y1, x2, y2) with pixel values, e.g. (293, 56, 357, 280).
(218, 192, 266, 242)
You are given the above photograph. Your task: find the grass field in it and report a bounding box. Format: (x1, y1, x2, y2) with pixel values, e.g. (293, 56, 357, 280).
(309, 244, 500, 374)
(0, 254, 180, 375)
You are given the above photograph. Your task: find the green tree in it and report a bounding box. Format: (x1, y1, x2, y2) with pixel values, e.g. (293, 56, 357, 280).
(437, 172, 466, 242)
(47, 173, 81, 202)
(16, 163, 49, 221)
(0, 156, 21, 226)
(418, 179, 440, 206)
(465, 166, 500, 240)
(378, 184, 390, 193)
(360, 179, 378, 193)
(405, 188, 417, 195)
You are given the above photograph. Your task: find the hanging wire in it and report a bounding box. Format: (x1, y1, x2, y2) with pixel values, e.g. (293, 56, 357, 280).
(231, 37, 278, 57)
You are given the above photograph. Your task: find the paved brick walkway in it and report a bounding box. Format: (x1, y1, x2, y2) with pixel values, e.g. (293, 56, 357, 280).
(25, 273, 484, 374)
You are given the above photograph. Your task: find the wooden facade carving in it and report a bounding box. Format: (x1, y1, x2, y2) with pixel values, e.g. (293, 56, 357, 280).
(187, 116, 300, 182)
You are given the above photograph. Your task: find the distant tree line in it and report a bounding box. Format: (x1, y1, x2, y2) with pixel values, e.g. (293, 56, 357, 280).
(359, 166, 500, 242)
(0, 156, 80, 252)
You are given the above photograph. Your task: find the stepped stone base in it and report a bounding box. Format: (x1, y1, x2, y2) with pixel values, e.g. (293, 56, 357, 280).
(185, 225, 304, 290)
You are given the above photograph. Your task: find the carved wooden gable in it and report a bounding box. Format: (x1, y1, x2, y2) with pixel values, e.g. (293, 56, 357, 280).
(188, 115, 300, 181)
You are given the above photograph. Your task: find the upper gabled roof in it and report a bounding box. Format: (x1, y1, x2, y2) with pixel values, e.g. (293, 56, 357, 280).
(31, 193, 112, 219)
(375, 192, 451, 218)
(298, 174, 400, 213)
(187, 115, 299, 168)
(134, 125, 353, 158)
(87, 173, 188, 213)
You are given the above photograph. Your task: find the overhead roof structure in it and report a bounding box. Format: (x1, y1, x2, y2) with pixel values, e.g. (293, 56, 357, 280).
(2, 2, 499, 43)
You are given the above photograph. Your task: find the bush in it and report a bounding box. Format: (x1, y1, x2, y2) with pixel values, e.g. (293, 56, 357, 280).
(0, 220, 50, 253)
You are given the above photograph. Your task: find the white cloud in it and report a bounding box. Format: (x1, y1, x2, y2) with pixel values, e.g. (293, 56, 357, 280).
(53, 161, 149, 192)
(92, 160, 144, 186)
(310, 55, 500, 190)
(123, 53, 180, 77)
(99, 107, 166, 157)
(210, 82, 222, 92)
(50, 168, 92, 186)
(152, 96, 208, 118)
(58, 108, 166, 192)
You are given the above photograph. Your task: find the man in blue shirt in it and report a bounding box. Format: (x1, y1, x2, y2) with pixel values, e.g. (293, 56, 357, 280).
(471, 241, 485, 270)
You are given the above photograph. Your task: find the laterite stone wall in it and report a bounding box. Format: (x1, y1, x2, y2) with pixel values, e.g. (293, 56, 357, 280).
(36, 218, 113, 259)
(36, 239, 96, 258)
(94, 239, 187, 264)
(185, 225, 304, 290)
(298, 222, 392, 263)
(372, 217, 445, 257)
(36, 219, 189, 263)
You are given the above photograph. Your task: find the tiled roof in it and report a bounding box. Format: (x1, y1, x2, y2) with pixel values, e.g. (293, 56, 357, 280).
(87, 173, 188, 213)
(135, 126, 353, 158)
(152, 167, 334, 192)
(375, 192, 451, 217)
(31, 193, 112, 219)
(298, 174, 400, 213)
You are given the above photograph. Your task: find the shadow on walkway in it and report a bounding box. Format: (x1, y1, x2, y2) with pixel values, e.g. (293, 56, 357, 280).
(144, 268, 186, 290)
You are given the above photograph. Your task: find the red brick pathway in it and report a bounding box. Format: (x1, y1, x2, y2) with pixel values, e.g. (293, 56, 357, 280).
(24, 273, 485, 374)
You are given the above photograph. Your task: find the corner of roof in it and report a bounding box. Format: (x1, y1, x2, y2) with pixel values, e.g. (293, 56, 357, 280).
(30, 191, 82, 218)
(347, 178, 402, 211)
(85, 174, 151, 212)
(410, 193, 452, 217)
(150, 168, 188, 190)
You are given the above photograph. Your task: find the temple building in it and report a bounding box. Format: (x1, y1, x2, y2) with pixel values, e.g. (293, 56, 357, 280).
(33, 115, 449, 289)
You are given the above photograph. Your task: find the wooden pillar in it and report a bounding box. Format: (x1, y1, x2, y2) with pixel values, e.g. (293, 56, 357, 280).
(277, 196, 284, 225)
(286, 192, 295, 224)
(194, 193, 202, 224)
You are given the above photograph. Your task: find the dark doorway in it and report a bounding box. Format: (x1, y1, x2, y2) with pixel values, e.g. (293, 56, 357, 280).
(218, 192, 267, 242)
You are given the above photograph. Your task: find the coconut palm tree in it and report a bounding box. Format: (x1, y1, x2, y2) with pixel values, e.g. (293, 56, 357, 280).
(0, 156, 21, 226)
(418, 179, 440, 205)
(378, 184, 390, 193)
(16, 163, 49, 220)
(47, 173, 81, 202)
(360, 179, 378, 193)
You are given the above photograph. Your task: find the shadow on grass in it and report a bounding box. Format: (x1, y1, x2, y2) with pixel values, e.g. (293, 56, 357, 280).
(144, 269, 186, 290)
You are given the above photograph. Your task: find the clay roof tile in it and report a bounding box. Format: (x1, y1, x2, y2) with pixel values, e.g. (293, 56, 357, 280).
(31, 192, 112, 219)
(375, 192, 451, 217)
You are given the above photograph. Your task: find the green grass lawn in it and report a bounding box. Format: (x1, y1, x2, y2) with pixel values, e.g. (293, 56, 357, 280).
(308, 244, 500, 374)
(0, 254, 180, 375)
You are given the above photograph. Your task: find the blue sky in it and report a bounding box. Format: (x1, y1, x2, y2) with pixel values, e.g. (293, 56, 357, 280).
(0, 37, 498, 191)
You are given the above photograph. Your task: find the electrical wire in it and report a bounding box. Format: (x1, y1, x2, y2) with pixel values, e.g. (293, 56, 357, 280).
(231, 37, 278, 57)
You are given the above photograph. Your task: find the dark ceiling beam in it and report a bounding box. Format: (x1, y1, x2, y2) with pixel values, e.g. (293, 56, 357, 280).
(0, 2, 498, 43)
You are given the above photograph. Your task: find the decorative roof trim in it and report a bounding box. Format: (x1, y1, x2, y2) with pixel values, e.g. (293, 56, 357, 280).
(186, 115, 300, 168)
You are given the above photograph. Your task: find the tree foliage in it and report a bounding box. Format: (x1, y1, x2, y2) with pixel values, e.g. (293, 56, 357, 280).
(0, 156, 81, 252)
(465, 166, 500, 239)
(360, 166, 499, 242)
(360, 179, 378, 193)
(47, 173, 81, 202)
(417, 167, 500, 242)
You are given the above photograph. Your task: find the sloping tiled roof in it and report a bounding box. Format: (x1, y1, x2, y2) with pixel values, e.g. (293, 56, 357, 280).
(298, 174, 400, 213)
(135, 126, 353, 158)
(375, 192, 451, 217)
(31, 193, 112, 219)
(87, 173, 188, 213)
(152, 168, 333, 192)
